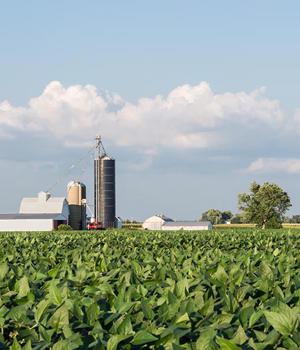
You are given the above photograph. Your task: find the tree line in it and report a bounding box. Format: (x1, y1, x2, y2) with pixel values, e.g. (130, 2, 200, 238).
(201, 181, 292, 229)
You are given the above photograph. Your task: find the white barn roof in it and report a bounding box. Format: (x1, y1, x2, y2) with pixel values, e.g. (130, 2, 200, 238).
(0, 213, 66, 220)
(142, 214, 174, 230)
(19, 192, 69, 219)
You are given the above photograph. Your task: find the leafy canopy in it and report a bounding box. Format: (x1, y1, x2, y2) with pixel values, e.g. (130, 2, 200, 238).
(201, 209, 233, 224)
(238, 181, 291, 228)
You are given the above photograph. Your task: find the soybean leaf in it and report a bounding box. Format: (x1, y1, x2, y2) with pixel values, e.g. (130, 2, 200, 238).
(132, 330, 158, 345)
(107, 334, 132, 350)
(35, 300, 50, 323)
(49, 304, 69, 329)
(216, 337, 241, 349)
(195, 328, 216, 350)
(49, 282, 62, 305)
(10, 338, 21, 350)
(86, 303, 99, 326)
(0, 262, 9, 281)
(264, 305, 297, 336)
(17, 276, 30, 299)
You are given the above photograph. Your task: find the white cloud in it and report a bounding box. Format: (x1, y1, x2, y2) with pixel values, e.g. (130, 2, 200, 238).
(292, 109, 300, 129)
(247, 158, 300, 174)
(0, 80, 283, 151)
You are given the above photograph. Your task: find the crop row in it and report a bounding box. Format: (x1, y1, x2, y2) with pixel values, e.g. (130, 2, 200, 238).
(0, 229, 299, 349)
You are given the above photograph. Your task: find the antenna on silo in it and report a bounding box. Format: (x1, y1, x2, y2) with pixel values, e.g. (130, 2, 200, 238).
(95, 135, 106, 158)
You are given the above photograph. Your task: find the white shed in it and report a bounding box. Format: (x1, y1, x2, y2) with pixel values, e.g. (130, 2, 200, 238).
(142, 214, 174, 230)
(162, 221, 213, 231)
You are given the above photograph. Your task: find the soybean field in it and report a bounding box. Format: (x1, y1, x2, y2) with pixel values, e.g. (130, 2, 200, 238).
(0, 229, 300, 349)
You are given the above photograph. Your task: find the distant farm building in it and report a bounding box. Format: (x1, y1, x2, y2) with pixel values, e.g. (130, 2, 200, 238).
(115, 217, 123, 229)
(0, 192, 69, 231)
(142, 214, 212, 231)
(162, 221, 213, 231)
(142, 214, 174, 230)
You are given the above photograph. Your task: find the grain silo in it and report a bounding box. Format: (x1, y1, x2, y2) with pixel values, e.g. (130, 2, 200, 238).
(94, 136, 116, 228)
(67, 181, 87, 230)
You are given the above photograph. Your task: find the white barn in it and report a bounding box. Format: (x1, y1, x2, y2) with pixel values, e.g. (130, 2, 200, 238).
(20, 191, 69, 217)
(142, 214, 174, 230)
(162, 221, 212, 231)
(0, 192, 69, 232)
(143, 214, 212, 231)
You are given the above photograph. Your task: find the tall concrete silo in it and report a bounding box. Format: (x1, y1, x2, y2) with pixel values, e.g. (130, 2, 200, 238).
(67, 181, 87, 230)
(94, 136, 116, 228)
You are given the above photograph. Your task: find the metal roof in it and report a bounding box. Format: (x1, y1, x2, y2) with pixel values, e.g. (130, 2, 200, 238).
(0, 213, 65, 220)
(163, 221, 212, 227)
(19, 192, 69, 218)
(155, 214, 174, 222)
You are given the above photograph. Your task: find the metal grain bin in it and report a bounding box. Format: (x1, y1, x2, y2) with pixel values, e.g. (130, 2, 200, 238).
(67, 181, 87, 230)
(94, 155, 116, 228)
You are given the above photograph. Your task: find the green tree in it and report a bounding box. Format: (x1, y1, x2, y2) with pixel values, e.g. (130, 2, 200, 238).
(201, 209, 223, 224)
(231, 213, 247, 224)
(287, 215, 300, 223)
(238, 182, 291, 229)
(201, 209, 232, 224)
(222, 211, 233, 223)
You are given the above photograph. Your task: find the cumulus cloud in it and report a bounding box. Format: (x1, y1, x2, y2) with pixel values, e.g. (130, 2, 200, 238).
(247, 158, 300, 174)
(0, 80, 283, 153)
(291, 109, 300, 129)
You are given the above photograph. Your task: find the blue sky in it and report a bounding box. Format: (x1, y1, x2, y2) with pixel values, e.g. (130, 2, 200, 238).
(0, 1, 300, 220)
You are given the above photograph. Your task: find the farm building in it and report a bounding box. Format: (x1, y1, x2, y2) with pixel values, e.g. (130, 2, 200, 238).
(115, 217, 123, 229)
(162, 221, 212, 231)
(142, 214, 212, 231)
(0, 191, 69, 231)
(20, 191, 69, 217)
(142, 214, 174, 230)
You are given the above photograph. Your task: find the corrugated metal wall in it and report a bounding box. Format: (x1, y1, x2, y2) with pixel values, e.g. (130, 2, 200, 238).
(94, 156, 116, 228)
